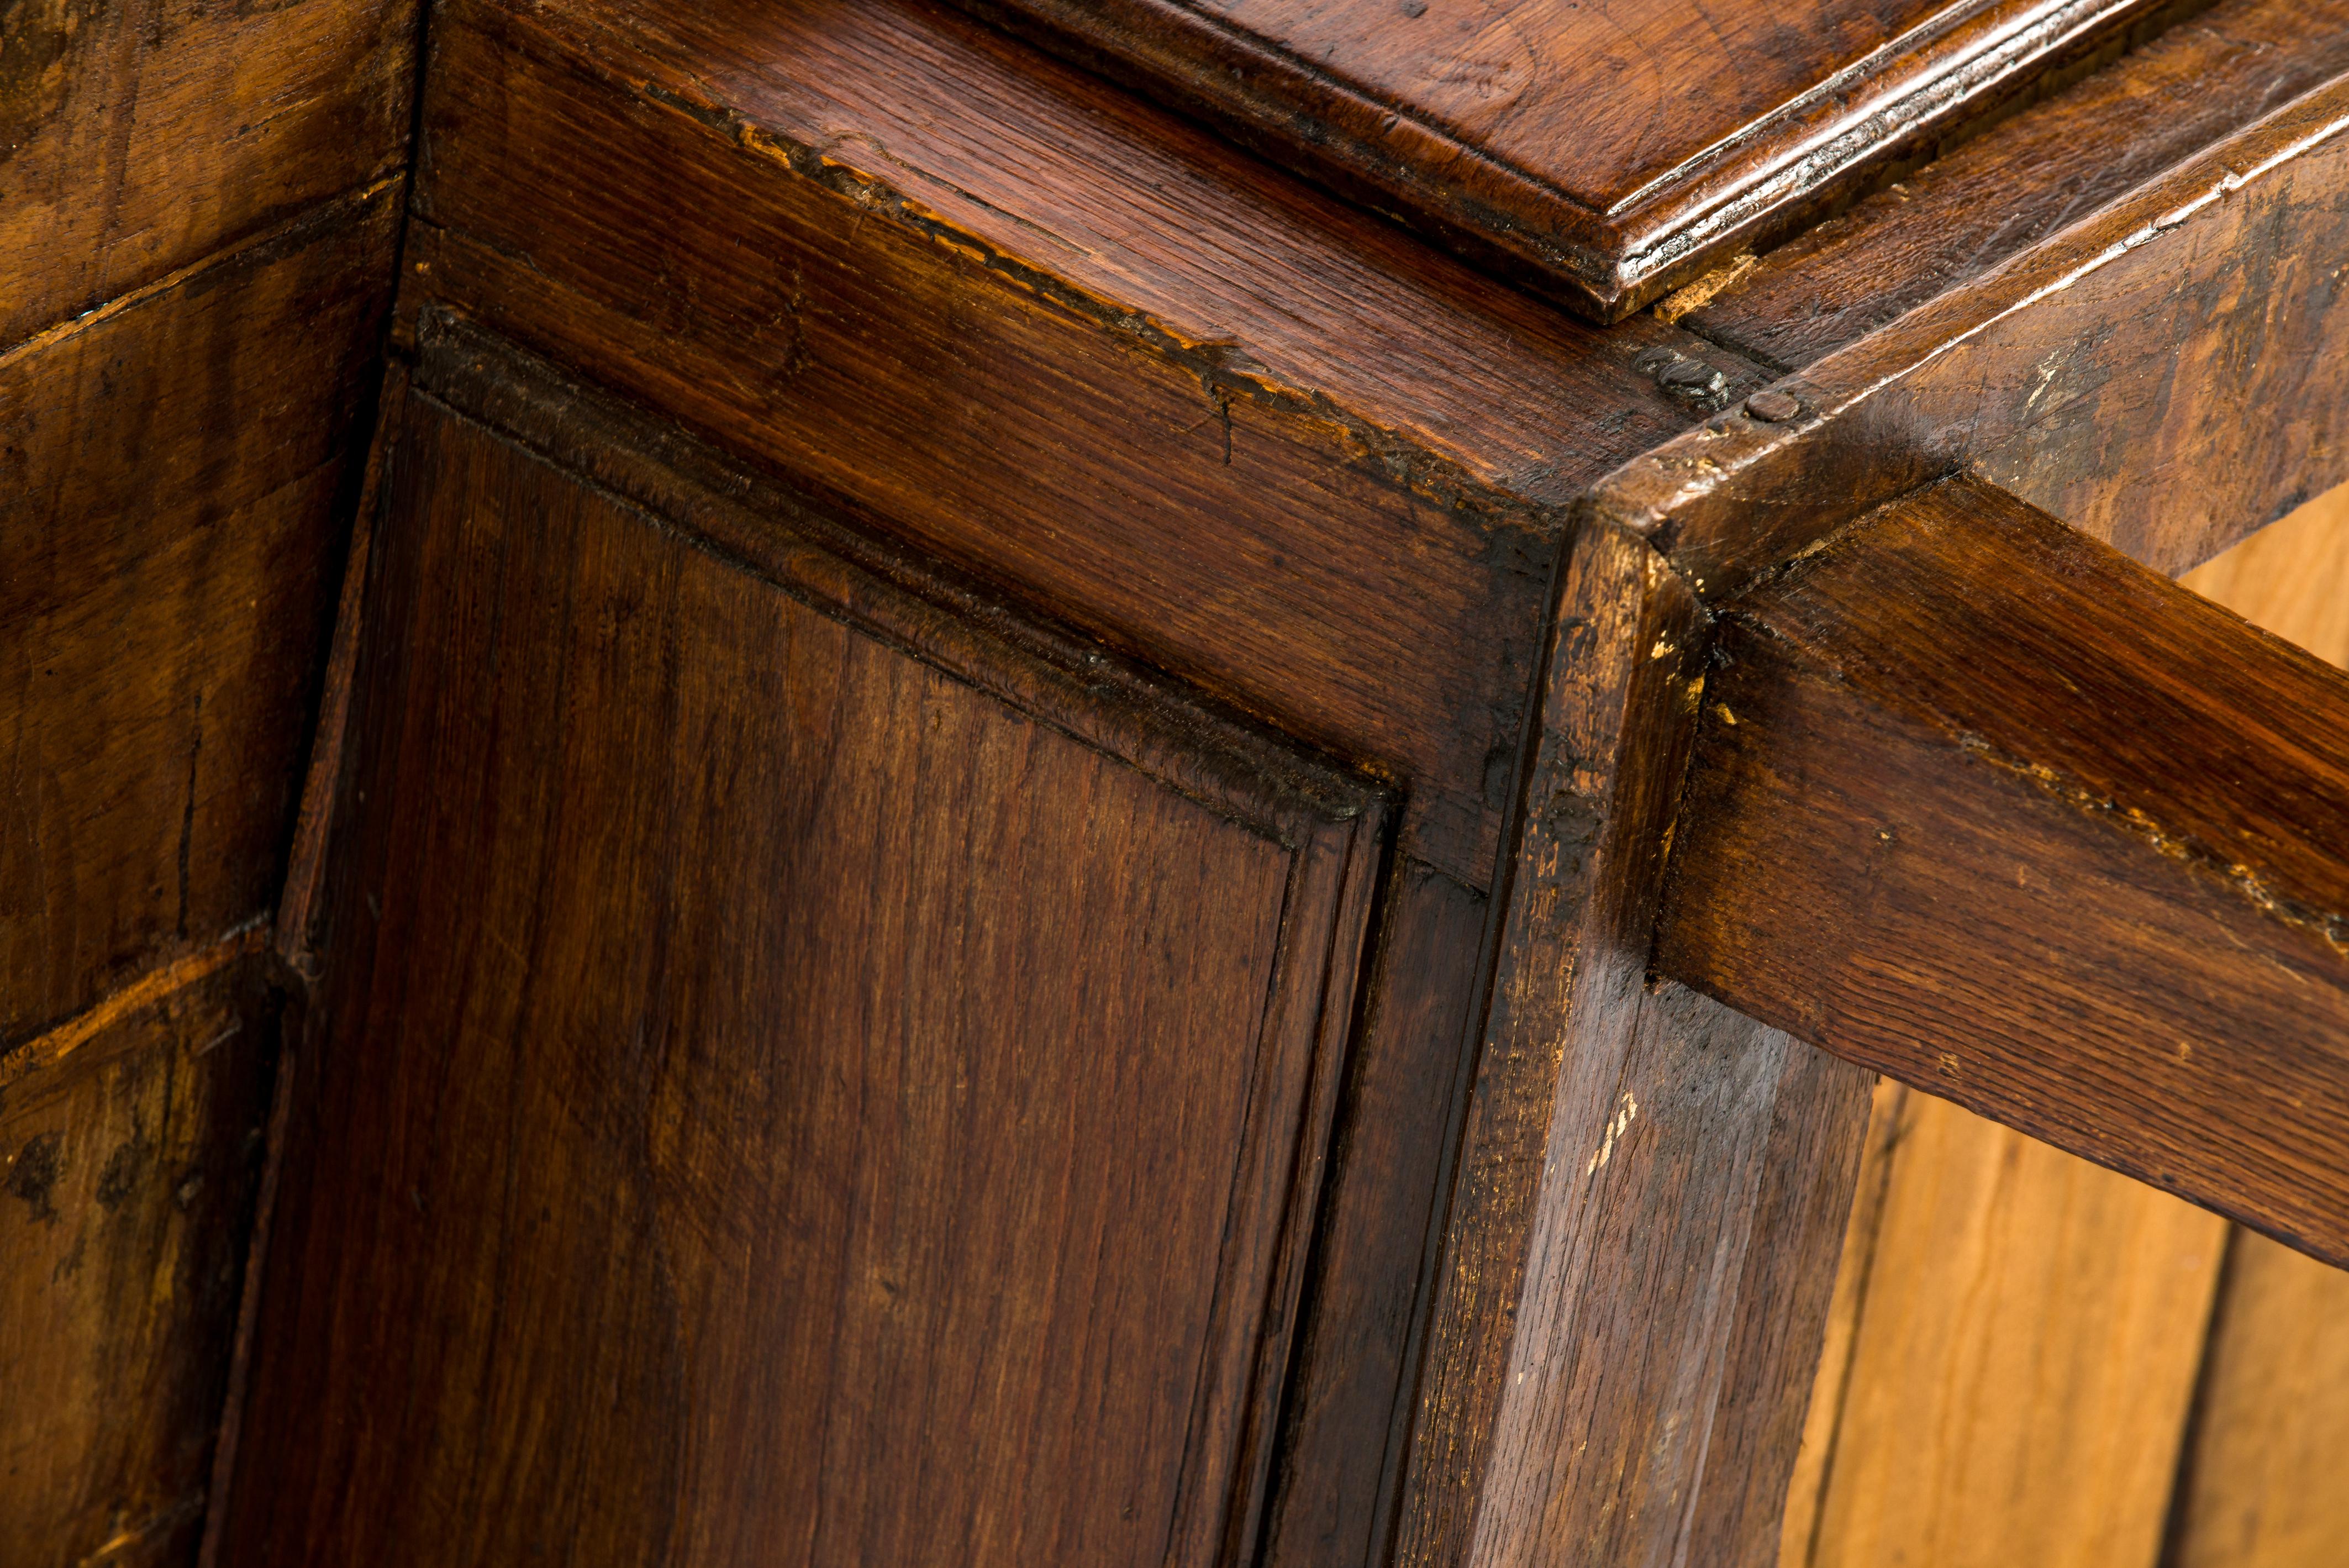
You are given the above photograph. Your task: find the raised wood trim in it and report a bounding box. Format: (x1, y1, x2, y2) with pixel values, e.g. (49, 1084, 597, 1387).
(954, 0, 2168, 319)
(1657, 474, 2349, 1266)
(1592, 0, 2349, 591)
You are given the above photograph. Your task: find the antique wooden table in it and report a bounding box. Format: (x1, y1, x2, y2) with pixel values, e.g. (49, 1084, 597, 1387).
(8, 0, 2349, 1563)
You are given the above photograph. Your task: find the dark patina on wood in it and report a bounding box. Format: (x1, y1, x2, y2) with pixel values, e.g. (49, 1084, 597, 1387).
(221, 318, 1390, 1568)
(1659, 475, 2349, 1267)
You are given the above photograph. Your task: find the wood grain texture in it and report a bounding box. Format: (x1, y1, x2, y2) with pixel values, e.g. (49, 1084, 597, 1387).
(222, 334, 1388, 1568)
(2162, 477, 2349, 1568)
(405, 0, 1769, 886)
(1782, 1086, 2225, 1568)
(1776, 1077, 1905, 1568)
(0, 0, 416, 348)
(2164, 1231, 2349, 1568)
(0, 937, 278, 1568)
(0, 186, 399, 1050)
(1258, 861, 1488, 1568)
(1395, 519, 1874, 1568)
(1682, 0, 2349, 369)
(1658, 475, 2349, 1265)
(953, 0, 2163, 318)
(1595, 0, 2349, 594)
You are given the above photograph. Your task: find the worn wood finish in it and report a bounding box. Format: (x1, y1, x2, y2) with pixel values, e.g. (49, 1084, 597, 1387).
(1258, 861, 1488, 1568)
(1776, 1077, 1905, 1568)
(2160, 484, 2349, 1568)
(405, 0, 1772, 886)
(955, 0, 2164, 319)
(1598, 0, 2349, 592)
(1783, 1087, 2225, 1568)
(0, 935, 278, 1568)
(1658, 475, 2349, 1264)
(1395, 519, 1874, 1568)
(1679, 0, 2349, 368)
(221, 331, 1388, 1567)
(0, 185, 398, 1050)
(0, 0, 415, 348)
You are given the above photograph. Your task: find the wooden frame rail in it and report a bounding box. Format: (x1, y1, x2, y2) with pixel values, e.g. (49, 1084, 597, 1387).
(1658, 473, 2349, 1267)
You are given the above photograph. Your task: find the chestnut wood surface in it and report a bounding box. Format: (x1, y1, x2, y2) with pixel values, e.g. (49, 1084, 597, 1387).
(405, 0, 1775, 888)
(0, 0, 414, 349)
(1767, 480, 2349, 1568)
(0, 8, 413, 1562)
(1256, 860, 1490, 1568)
(0, 187, 398, 1051)
(371, 5, 2349, 1563)
(220, 332, 1389, 1567)
(1678, 0, 2349, 370)
(2161, 488, 2349, 1568)
(2166, 1230, 2349, 1568)
(954, 0, 2163, 318)
(1657, 475, 2349, 1265)
(1394, 519, 1873, 1568)
(1596, 0, 2349, 591)
(0, 936, 277, 1568)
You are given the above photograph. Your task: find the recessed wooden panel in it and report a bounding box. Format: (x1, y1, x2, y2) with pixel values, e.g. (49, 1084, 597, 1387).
(405, 0, 1771, 886)
(1255, 859, 1490, 1568)
(0, 188, 399, 1049)
(223, 343, 1387, 1567)
(0, 939, 277, 1568)
(955, 0, 2161, 316)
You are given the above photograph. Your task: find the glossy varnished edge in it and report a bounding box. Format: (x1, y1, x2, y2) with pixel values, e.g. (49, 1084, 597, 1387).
(951, 0, 2166, 318)
(1588, 66, 2349, 592)
(398, 310, 1393, 1566)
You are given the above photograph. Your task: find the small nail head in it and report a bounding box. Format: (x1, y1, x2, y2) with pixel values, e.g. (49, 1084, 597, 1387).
(1745, 390, 1802, 423)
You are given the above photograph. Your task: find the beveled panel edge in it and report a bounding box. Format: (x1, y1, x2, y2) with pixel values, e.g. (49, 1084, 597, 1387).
(1581, 64, 2349, 592)
(408, 307, 1394, 846)
(294, 319, 1402, 1567)
(949, 0, 2167, 319)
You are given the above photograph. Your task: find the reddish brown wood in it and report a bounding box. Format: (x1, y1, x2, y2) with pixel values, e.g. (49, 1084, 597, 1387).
(952, 0, 2167, 318)
(1657, 475, 2349, 1267)
(1596, 0, 2349, 593)
(221, 328, 1389, 1567)
(404, 0, 1772, 887)
(0, 187, 399, 1050)
(1258, 861, 1488, 1568)
(0, 936, 278, 1567)
(1394, 519, 1874, 1568)
(0, 0, 415, 349)
(272, 359, 408, 982)
(0, 10, 414, 1561)
(1680, 0, 2349, 370)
